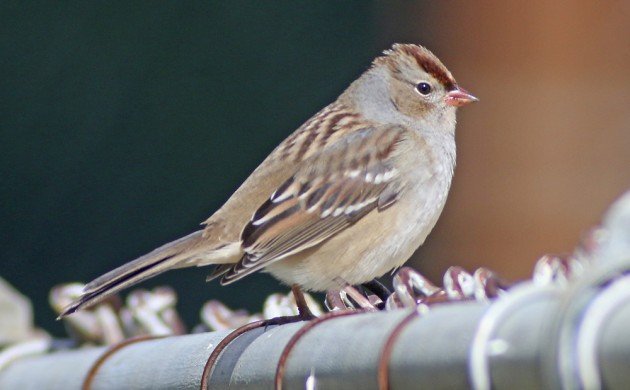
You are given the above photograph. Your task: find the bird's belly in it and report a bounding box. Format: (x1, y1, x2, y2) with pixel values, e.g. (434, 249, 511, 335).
(265, 174, 451, 291)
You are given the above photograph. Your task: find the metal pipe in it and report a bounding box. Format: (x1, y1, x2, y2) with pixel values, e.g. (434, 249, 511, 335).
(0, 284, 628, 390)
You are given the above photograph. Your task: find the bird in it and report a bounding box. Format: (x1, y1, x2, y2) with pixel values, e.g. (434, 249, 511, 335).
(59, 43, 477, 318)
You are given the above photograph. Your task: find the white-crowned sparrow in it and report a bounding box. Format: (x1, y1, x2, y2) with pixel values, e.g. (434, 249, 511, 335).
(60, 43, 477, 317)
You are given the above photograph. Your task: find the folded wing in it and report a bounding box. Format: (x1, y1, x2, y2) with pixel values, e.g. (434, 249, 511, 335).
(219, 125, 408, 284)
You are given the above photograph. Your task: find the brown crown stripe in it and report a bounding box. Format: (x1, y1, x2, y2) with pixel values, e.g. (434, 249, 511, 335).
(397, 45, 455, 90)
(376, 44, 456, 91)
(418, 59, 455, 91)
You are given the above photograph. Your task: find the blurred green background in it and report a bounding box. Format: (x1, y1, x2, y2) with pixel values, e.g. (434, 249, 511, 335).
(2, 2, 629, 335)
(0, 2, 394, 334)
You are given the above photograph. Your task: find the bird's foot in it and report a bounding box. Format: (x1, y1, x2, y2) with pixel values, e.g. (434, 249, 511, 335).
(325, 277, 391, 311)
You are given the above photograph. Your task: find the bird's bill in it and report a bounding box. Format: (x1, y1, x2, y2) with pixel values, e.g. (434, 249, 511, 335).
(445, 87, 478, 107)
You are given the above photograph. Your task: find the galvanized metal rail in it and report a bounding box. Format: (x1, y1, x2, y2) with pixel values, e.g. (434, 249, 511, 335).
(1, 274, 629, 388)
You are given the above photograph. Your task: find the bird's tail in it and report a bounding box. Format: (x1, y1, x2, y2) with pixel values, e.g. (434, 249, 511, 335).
(58, 230, 210, 318)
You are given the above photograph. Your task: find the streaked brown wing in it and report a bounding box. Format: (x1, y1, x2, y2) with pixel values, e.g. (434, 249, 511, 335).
(220, 125, 408, 285)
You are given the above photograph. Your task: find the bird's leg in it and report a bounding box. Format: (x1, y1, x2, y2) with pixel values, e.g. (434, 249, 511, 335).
(202, 285, 316, 388)
(290, 284, 316, 321)
(276, 282, 377, 390)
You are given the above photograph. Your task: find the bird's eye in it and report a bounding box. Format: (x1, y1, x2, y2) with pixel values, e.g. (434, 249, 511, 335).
(415, 82, 432, 95)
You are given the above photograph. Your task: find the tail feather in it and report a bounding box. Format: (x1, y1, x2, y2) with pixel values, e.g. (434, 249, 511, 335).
(205, 264, 233, 282)
(58, 230, 206, 318)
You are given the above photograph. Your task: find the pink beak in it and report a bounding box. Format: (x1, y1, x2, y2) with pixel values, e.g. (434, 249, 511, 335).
(445, 86, 478, 107)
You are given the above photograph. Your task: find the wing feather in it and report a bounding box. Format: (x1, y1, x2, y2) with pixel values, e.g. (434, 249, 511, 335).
(220, 125, 408, 285)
